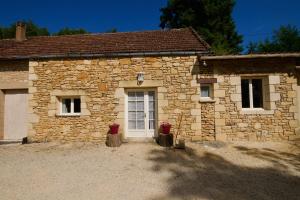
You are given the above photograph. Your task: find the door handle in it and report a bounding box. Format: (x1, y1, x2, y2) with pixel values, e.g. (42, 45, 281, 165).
(144, 113, 146, 118)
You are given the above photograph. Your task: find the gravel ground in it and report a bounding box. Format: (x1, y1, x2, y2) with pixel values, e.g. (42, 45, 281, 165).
(0, 141, 299, 200)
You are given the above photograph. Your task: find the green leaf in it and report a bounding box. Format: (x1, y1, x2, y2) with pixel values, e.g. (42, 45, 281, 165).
(160, 0, 243, 55)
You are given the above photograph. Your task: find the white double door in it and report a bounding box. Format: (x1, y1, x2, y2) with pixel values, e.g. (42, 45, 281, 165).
(126, 89, 156, 137)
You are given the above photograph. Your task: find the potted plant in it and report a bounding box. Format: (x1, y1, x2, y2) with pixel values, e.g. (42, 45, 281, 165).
(160, 122, 172, 134)
(109, 123, 120, 134)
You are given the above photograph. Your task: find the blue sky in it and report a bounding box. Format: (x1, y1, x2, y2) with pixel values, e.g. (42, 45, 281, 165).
(0, 0, 299, 49)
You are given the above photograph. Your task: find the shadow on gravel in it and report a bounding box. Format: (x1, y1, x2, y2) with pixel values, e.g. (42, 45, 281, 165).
(0, 141, 21, 145)
(148, 146, 300, 200)
(234, 145, 300, 172)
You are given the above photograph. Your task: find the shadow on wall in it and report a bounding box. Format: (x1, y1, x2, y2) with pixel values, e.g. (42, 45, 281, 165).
(147, 145, 300, 200)
(192, 57, 300, 83)
(0, 60, 29, 72)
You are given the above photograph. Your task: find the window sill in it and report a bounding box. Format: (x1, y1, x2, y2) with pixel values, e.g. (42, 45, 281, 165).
(56, 113, 81, 117)
(240, 109, 274, 115)
(199, 98, 216, 103)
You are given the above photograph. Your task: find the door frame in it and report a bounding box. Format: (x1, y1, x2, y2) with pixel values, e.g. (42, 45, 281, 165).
(3, 89, 28, 141)
(124, 88, 158, 138)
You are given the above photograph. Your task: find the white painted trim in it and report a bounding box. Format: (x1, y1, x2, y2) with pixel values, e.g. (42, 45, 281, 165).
(241, 77, 264, 109)
(200, 83, 214, 101)
(59, 97, 81, 116)
(124, 91, 128, 138)
(71, 99, 74, 113)
(124, 89, 157, 138)
(249, 79, 254, 108)
(56, 113, 81, 117)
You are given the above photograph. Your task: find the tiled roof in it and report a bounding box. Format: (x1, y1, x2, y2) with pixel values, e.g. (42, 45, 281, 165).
(0, 27, 210, 59)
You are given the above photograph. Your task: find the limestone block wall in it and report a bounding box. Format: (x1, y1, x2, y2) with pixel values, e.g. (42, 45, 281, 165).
(27, 56, 299, 143)
(200, 103, 215, 140)
(28, 56, 203, 143)
(0, 60, 28, 88)
(209, 60, 298, 141)
(194, 62, 216, 140)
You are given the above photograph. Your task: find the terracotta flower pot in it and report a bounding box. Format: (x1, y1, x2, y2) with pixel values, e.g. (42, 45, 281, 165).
(109, 123, 120, 134)
(160, 122, 171, 134)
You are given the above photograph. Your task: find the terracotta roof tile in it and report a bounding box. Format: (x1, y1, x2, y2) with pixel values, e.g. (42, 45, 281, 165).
(0, 28, 210, 59)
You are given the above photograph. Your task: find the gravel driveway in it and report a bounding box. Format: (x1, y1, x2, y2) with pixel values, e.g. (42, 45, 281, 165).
(0, 141, 299, 200)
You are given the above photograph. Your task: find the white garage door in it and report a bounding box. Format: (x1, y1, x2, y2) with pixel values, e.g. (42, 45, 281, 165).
(4, 89, 28, 140)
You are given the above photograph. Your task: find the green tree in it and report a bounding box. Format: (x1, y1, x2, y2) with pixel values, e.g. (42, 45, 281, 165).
(105, 28, 118, 33)
(247, 25, 300, 53)
(0, 20, 49, 39)
(160, 0, 243, 55)
(25, 20, 49, 36)
(54, 28, 88, 36)
(0, 24, 15, 39)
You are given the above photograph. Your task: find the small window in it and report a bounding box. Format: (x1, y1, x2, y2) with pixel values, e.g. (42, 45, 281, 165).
(200, 84, 213, 100)
(201, 85, 210, 97)
(61, 97, 81, 115)
(74, 98, 81, 113)
(241, 78, 263, 109)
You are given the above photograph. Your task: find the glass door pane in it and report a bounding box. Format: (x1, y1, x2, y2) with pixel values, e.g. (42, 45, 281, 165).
(241, 79, 250, 108)
(252, 79, 263, 108)
(148, 91, 155, 130)
(128, 92, 145, 130)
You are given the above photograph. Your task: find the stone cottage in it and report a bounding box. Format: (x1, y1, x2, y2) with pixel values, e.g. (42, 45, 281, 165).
(0, 22, 300, 143)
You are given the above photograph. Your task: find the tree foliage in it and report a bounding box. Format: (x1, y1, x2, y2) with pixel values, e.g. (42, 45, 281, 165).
(54, 27, 89, 36)
(105, 28, 118, 33)
(160, 0, 243, 55)
(247, 25, 300, 53)
(0, 21, 90, 39)
(0, 20, 49, 39)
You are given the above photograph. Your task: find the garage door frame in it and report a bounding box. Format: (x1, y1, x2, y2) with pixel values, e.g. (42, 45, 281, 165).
(0, 88, 28, 141)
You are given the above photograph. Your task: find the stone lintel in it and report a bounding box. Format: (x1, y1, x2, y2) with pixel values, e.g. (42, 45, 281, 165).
(119, 80, 163, 88)
(0, 82, 28, 89)
(197, 78, 217, 84)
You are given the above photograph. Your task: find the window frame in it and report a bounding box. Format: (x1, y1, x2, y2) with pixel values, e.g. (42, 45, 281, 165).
(241, 77, 264, 110)
(200, 84, 214, 101)
(60, 97, 81, 116)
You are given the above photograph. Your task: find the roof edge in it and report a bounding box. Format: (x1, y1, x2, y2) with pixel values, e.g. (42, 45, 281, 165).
(199, 53, 300, 60)
(188, 27, 211, 51)
(0, 27, 196, 41)
(0, 50, 211, 60)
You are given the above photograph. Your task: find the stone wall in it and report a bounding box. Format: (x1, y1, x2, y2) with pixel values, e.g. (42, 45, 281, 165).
(208, 59, 298, 141)
(0, 60, 28, 139)
(0, 60, 28, 88)
(28, 56, 203, 143)
(200, 103, 215, 140)
(27, 56, 299, 143)
(194, 63, 216, 140)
